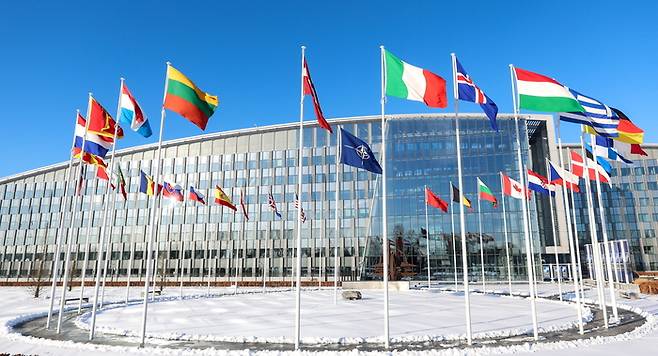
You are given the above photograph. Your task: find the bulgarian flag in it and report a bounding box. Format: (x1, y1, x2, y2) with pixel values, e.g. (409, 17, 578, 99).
(164, 65, 218, 130)
(384, 50, 447, 108)
(477, 178, 497, 207)
(514, 67, 584, 113)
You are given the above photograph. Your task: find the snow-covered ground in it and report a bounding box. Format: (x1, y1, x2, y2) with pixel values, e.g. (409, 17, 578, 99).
(0, 283, 656, 355)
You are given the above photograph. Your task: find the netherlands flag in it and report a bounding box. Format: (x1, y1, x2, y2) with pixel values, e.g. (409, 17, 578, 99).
(119, 82, 152, 138)
(527, 169, 556, 197)
(73, 114, 112, 158)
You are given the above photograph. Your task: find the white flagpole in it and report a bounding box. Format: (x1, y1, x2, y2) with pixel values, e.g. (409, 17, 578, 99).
(89, 79, 124, 338)
(424, 185, 431, 289)
(57, 95, 93, 333)
(476, 179, 486, 293)
(77, 215, 93, 314)
(500, 173, 513, 295)
(449, 186, 458, 289)
(589, 134, 619, 320)
(334, 126, 342, 304)
(125, 190, 135, 304)
(293, 45, 305, 350)
(99, 210, 116, 307)
(579, 132, 609, 328)
(235, 190, 245, 295)
(546, 161, 563, 301)
(380, 45, 391, 349)
(46, 110, 81, 329)
(138, 62, 170, 347)
(570, 185, 585, 297)
(451, 53, 472, 345)
(509, 64, 539, 340)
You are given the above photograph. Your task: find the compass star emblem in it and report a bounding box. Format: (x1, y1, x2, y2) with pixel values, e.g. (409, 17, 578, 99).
(355, 145, 370, 160)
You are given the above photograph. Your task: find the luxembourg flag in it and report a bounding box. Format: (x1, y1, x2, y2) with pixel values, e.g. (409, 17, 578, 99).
(119, 82, 152, 138)
(527, 169, 556, 197)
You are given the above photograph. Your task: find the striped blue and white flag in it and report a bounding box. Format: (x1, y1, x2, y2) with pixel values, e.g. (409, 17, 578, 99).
(592, 136, 633, 164)
(559, 89, 619, 137)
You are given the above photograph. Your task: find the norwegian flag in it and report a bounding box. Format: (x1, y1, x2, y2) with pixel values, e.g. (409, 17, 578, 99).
(240, 189, 249, 221)
(268, 190, 282, 218)
(294, 194, 306, 223)
(455, 57, 498, 131)
(303, 57, 332, 133)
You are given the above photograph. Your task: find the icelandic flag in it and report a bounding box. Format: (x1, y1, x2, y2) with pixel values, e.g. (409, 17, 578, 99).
(456, 58, 498, 131)
(119, 83, 152, 138)
(73, 113, 112, 158)
(340, 127, 382, 174)
(549, 161, 580, 192)
(559, 89, 619, 137)
(527, 169, 556, 197)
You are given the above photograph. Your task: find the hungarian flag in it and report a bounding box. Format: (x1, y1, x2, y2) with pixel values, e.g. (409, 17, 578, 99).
(303, 58, 332, 133)
(240, 189, 249, 221)
(88, 97, 124, 141)
(477, 178, 497, 207)
(384, 49, 447, 108)
(514, 67, 584, 113)
(214, 185, 236, 211)
(425, 187, 448, 212)
(450, 183, 472, 209)
(501, 172, 527, 200)
(188, 186, 206, 205)
(164, 65, 218, 130)
(570, 150, 610, 184)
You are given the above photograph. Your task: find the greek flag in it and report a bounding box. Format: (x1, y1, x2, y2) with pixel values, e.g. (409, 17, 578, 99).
(559, 89, 619, 137)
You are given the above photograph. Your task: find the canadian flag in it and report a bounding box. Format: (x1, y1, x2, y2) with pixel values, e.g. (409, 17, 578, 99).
(501, 172, 529, 200)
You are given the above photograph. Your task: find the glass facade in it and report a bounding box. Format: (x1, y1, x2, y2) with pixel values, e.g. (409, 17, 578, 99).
(0, 114, 554, 283)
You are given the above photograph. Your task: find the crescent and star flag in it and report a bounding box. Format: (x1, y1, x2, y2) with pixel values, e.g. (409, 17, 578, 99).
(119, 82, 152, 138)
(384, 49, 447, 108)
(214, 185, 236, 211)
(501, 172, 528, 200)
(527, 170, 556, 197)
(549, 161, 580, 192)
(425, 187, 448, 213)
(303, 58, 332, 133)
(455, 58, 498, 131)
(162, 182, 184, 202)
(450, 183, 472, 209)
(268, 190, 282, 218)
(139, 170, 160, 196)
(188, 186, 206, 205)
(164, 65, 218, 131)
(477, 178, 498, 207)
(88, 97, 124, 141)
(570, 150, 610, 184)
(340, 128, 382, 174)
(559, 89, 619, 137)
(294, 193, 306, 223)
(73, 113, 112, 158)
(240, 189, 249, 221)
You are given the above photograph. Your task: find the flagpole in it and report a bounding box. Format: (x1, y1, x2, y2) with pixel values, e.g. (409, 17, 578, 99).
(424, 186, 431, 289)
(451, 53, 472, 345)
(334, 126, 342, 304)
(100, 208, 117, 307)
(509, 64, 539, 340)
(546, 161, 563, 301)
(380, 45, 391, 349)
(569, 183, 585, 297)
(449, 186, 457, 289)
(77, 213, 93, 314)
(138, 62, 170, 347)
(293, 45, 306, 351)
(476, 180, 486, 293)
(579, 131, 609, 328)
(589, 133, 619, 321)
(235, 190, 245, 295)
(57, 95, 93, 333)
(126, 223, 134, 304)
(46, 110, 82, 329)
(500, 174, 513, 295)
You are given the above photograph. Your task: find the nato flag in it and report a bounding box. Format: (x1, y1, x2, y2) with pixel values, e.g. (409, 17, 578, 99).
(340, 128, 382, 174)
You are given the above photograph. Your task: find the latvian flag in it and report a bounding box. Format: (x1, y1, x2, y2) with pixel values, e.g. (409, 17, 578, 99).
(527, 170, 556, 197)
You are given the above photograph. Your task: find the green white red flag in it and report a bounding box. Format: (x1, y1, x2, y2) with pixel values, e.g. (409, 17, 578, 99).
(385, 50, 447, 108)
(514, 67, 584, 113)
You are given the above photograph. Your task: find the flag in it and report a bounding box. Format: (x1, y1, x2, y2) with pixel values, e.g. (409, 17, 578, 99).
(268, 190, 282, 218)
(450, 183, 472, 209)
(88, 97, 124, 140)
(139, 170, 159, 196)
(384, 49, 447, 108)
(527, 170, 556, 197)
(455, 58, 498, 131)
(76, 165, 86, 196)
(501, 172, 527, 200)
(240, 189, 249, 221)
(514, 67, 584, 112)
(303, 58, 332, 133)
(584, 143, 613, 174)
(294, 194, 307, 223)
(612, 108, 644, 144)
(425, 187, 448, 213)
(340, 128, 382, 174)
(73, 113, 113, 158)
(96, 165, 109, 181)
(570, 150, 610, 184)
(549, 161, 580, 192)
(214, 185, 236, 211)
(115, 165, 128, 200)
(476, 178, 498, 207)
(119, 82, 152, 138)
(591, 136, 632, 164)
(164, 65, 218, 130)
(162, 182, 184, 202)
(559, 89, 619, 137)
(188, 186, 206, 205)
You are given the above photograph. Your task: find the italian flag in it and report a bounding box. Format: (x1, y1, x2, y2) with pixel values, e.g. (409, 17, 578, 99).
(477, 178, 497, 207)
(514, 67, 584, 113)
(385, 50, 447, 108)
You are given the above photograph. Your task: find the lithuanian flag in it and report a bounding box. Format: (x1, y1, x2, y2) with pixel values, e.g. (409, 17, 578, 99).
(164, 65, 218, 130)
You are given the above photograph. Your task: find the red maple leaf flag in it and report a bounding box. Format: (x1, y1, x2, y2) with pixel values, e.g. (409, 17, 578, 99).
(303, 58, 332, 133)
(501, 172, 527, 200)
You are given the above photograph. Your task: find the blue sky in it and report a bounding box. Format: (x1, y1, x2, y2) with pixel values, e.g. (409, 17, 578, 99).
(0, 0, 656, 177)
